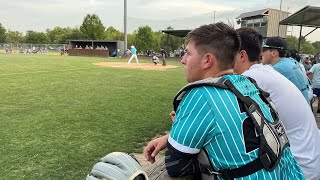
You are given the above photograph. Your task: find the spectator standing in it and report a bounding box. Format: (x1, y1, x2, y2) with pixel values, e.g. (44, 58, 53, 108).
(287, 49, 314, 106)
(314, 52, 320, 63)
(304, 58, 313, 71)
(307, 61, 320, 113)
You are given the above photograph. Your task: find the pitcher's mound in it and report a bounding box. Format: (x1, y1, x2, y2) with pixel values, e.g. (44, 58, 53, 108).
(95, 62, 178, 71)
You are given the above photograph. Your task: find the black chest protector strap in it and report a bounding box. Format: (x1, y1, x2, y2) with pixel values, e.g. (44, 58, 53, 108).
(173, 77, 289, 180)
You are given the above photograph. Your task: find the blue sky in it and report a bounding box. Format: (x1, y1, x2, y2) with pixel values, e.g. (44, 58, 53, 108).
(0, 0, 319, 42)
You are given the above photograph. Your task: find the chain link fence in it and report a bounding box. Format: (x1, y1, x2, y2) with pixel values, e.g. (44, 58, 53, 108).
(0, 43, 68, 54)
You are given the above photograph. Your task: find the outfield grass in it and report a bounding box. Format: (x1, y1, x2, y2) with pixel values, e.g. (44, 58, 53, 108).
(0, 53, 186, 179)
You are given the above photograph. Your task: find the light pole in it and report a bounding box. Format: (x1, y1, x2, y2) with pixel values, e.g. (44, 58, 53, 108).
(277, 0, 283, 36)
(124, 0, 127, 51)
(207, 11, 216, 23)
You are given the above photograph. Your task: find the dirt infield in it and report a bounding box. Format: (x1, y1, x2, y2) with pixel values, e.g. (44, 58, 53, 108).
(94, 62, 179, 71)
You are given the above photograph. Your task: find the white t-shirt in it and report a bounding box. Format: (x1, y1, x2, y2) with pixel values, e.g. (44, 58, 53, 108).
(309, 63, 320, 89)
(299, 63, 313, 101)
(243, 64, 320, 180)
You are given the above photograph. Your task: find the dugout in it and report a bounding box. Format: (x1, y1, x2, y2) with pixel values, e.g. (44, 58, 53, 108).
(161, 29, 191, 38)
(161, 29, 190, 46)
(68, 40, 124, 58)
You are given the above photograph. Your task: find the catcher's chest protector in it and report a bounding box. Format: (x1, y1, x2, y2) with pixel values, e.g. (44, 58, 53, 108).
(173, 77, 290, 180)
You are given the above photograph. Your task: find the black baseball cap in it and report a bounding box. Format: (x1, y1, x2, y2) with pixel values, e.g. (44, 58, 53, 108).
(262, 36, 288, 51)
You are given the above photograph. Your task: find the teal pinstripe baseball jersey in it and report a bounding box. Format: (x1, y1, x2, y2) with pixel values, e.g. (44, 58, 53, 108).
(169, 74, 304, 179)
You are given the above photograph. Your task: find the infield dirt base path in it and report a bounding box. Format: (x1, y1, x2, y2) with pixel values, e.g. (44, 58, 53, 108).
(95, 62, 179, 71)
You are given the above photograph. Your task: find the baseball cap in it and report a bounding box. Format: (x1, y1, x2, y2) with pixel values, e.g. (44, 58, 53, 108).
(262, 37, 288, 52)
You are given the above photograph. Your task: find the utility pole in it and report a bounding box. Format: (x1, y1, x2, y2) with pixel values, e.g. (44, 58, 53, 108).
(277, 0, 283, 36)
(124, 0, 127, 51)
(207, 11, 216, 23)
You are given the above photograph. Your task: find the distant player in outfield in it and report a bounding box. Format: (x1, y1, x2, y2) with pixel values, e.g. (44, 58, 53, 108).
(128, 45, 139, 64)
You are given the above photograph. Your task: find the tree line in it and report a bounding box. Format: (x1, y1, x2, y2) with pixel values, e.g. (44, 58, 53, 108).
(0, 14, 319, 54)
(0, 14, 182, 53)
(287, 35, 320, 55)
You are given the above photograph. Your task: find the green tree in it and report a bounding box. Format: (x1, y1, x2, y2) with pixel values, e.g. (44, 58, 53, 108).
(160, 26, 182, 52)
(6, 30, 24, 43)
(301, 42, 316, 54)
(66, 27, 82, 41)
(287, 35, 298, 50)
(127, 33, 136, 50)
(298, 37, 315, 54)
(46, 27, 82, 44)
(46, 27, 67, 43)
(80, 14, 105, 40)
(135, 26, 155, 53)
(25, 31, 50, 44)
(0, 23, 6, 43)
(153, 31, 163, 51)
(105, 26, 123, 40)
(287, 35, 316, 54)
(312, 41, 320, 52)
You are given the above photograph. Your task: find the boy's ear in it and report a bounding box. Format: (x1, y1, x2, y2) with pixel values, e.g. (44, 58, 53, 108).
(202, 53, 215, 69)
(239, 50, 247, 62)
(271, 49, 279, 57)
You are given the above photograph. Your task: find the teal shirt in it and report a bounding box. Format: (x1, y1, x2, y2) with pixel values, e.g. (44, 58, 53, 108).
(130, 47, 137, 55)
(273, 58, 309, 102)
(169, 74, 304, 179)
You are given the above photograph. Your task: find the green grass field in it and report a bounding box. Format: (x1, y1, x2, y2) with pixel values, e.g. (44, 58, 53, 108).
(0, 53, 186, 179)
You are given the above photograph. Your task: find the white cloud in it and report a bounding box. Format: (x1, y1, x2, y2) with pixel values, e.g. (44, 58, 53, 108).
(0, 0, 319, 42)
(138, 0, 235, 16)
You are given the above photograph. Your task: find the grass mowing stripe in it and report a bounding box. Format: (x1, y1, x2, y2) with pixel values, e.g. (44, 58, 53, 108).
(0, 53, 186, 179)
(0, 67, 102, 76)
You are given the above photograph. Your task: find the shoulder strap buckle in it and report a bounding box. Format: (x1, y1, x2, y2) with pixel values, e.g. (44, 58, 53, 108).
(199, 163, 221, 176)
